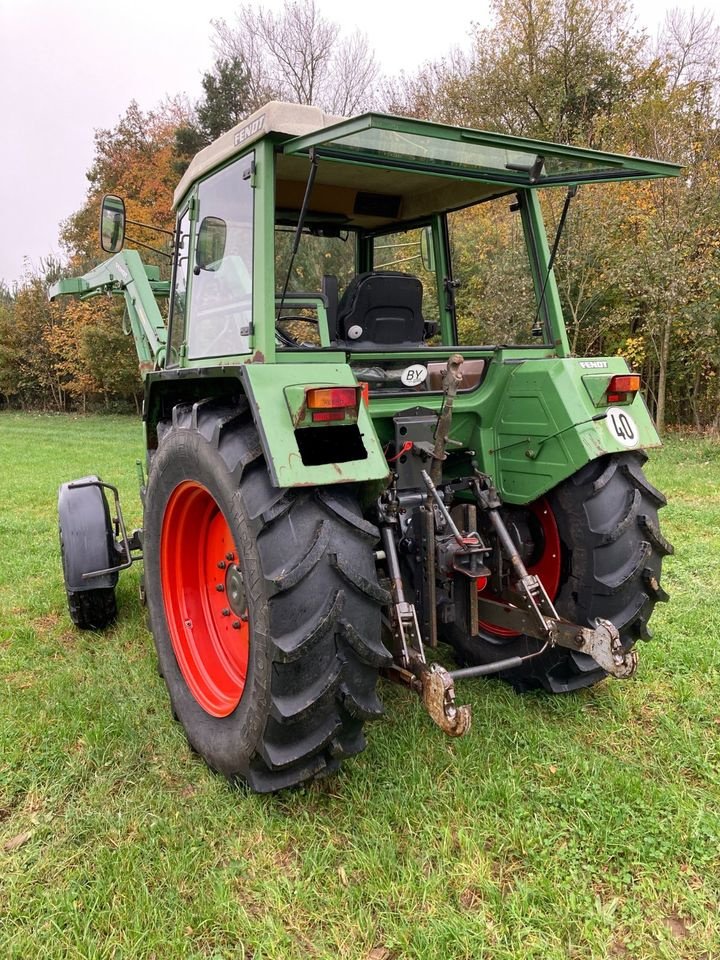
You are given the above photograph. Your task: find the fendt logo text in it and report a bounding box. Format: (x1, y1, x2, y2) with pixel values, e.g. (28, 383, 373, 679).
(234, 116, 266, 146)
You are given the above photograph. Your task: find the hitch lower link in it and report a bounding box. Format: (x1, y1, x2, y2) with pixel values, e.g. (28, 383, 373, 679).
(380, 525, 472, 738)
(378, 351, 472, 738)
(471, 476, 637, 680)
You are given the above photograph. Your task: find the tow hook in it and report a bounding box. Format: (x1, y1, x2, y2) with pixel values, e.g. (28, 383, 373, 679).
(419, 663, 472, 737)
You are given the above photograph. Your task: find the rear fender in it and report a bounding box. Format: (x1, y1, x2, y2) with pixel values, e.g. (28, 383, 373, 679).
(486, 357, 660, 504)
(239, 363, 389, 488)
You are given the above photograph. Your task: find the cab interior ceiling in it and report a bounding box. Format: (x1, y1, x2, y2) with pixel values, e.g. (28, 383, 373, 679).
(275, 152, 507, 230)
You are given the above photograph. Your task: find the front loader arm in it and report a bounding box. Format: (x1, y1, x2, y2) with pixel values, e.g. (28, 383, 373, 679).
(49, 250, 169, 376)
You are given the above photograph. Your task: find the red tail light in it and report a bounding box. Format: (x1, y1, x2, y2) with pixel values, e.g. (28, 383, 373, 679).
(305, 386, 360, 423)
(306, 387, 359, 410)
(607, 374, 640, 404)
(310, 410, 345, 422)
(608, 375, 640, 393)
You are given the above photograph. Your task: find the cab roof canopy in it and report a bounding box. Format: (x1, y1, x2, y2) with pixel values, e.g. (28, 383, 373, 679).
(174, 101, 682, 230)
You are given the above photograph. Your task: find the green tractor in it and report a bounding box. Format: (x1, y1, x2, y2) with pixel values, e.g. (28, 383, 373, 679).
(52, 102, 677, 792)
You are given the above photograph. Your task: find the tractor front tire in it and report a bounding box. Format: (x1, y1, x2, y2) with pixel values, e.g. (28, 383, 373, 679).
(63, 588, 117, 632)
(58, 477, 118, 631)
(144, 399, 391, 792)
(450, 451, 673, 692)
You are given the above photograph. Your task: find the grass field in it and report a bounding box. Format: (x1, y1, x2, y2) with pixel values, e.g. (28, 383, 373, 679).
(1, 412, 719, 960)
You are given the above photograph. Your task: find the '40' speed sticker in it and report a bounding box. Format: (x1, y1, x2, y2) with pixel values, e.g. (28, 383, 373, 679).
(606, 407, 639, 447)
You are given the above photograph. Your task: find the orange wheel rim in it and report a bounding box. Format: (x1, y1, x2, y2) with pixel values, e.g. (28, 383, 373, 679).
(477, 497, 562, 639)
(160, 481, 249, 716)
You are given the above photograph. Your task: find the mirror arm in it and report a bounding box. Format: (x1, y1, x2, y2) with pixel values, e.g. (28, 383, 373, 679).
(125, 234, 173, 259)
(126, 218, 175, 238)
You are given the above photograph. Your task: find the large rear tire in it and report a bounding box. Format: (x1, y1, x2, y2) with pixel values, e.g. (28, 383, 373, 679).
(448, 451, 673, 692)
(144, 398, 391, 792)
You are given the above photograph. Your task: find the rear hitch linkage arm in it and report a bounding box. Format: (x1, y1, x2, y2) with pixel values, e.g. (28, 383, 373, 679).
(378, 503, 471, 738)
(470, 474, 637, 680)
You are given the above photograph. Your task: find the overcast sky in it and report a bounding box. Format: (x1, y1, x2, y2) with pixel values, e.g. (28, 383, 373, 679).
(0, 0, 707, 287)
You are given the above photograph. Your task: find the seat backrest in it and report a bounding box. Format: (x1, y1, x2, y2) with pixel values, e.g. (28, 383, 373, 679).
(336, 271, 425, 348)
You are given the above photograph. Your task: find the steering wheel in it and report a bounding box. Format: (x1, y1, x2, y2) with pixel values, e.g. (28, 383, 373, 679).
(275, 315, 321, 348)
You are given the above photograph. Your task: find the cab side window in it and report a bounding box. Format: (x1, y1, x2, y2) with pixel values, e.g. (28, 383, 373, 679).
(187, 154, 254, 359)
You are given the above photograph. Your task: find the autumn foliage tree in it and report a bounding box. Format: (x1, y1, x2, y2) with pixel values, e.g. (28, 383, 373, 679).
(2, 0, 719, 430)
(173, 57, 252, 176)
(0, 102, 182, 411)
(0, 257, 140, 413)
(387, 0, 720, 431)
(61, 100, 183, 276)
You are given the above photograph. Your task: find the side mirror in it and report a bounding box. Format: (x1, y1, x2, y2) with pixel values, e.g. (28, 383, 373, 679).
(420, 225, 435, 273)
(100, 195, 126, 253)
(195, 216, 227, 272)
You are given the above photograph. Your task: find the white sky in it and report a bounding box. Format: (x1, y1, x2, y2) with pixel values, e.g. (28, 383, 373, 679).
(0, 0, 707, 287)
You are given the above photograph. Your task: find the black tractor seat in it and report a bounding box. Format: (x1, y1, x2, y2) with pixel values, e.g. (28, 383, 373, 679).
(334, 271, 429, 349)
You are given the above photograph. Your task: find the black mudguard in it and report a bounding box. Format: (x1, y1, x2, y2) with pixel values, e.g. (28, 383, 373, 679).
(58, 476, 119, 592)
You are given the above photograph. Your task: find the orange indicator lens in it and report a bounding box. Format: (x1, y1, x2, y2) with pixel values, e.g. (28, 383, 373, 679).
(306, 387, 359, 410)
(608, 375, 640, 394)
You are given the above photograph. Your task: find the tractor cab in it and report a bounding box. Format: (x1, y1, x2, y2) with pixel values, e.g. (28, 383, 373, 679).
(165, 101, 678, 376)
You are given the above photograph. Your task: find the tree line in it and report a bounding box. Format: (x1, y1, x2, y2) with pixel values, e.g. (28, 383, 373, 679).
(1, 0, 718, 430)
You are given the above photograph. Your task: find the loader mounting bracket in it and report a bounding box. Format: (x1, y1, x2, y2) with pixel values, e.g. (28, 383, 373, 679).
(67, 478, 143, 579)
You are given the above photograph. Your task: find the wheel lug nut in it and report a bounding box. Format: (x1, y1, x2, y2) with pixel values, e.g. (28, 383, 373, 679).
(222, 608, 230, 617)
(216, 584, 224, 592)
(226, 552, 234, 561)
(217, 560, 226, 570)
(232, 620, 241, 629)
(240, 612, 248, 622)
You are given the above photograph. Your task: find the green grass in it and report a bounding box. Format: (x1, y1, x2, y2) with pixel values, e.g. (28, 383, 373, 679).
(1, 412, 719, 960)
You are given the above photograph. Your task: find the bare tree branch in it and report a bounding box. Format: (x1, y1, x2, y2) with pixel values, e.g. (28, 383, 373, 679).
(656, 8, 720, 94)
(212, 0, 379, 115)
